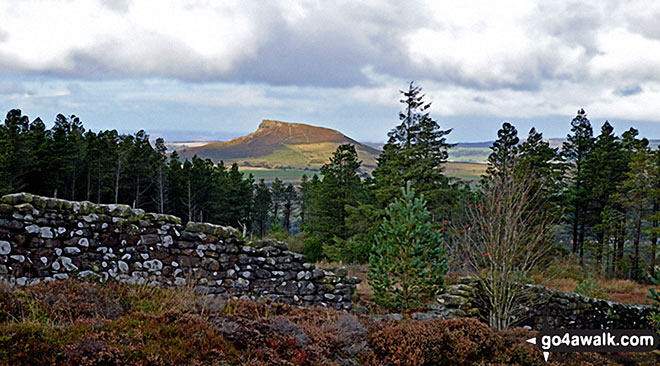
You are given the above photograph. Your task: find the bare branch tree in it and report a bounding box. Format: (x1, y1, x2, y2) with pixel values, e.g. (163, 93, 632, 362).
(453, 172, 556, 330)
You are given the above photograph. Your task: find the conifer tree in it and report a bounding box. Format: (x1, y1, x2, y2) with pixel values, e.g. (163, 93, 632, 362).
(252, 179, 272, 237)
(306, 144, 363, 245)
(368, 181, 448, 311)
(646, 148, 660, 278)
(617, 140, 651, 279)
(270, 177, 284, 226)
(153, 137, 168, 213)
(587, 122, 629, 270)
(299, 174, 310, 227)
(373, 81, 454, 218)
(516, 127, 564, 217)
(562, 109, 595, 259)
(282, 184, 296, 234)
(486, 122, 519, 180)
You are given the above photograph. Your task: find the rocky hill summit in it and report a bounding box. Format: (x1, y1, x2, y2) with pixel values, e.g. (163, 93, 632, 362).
(177, 120, 380, 170)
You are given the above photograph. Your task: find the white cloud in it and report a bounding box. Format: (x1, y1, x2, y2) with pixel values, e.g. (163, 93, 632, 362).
(1, 0, 660, 139)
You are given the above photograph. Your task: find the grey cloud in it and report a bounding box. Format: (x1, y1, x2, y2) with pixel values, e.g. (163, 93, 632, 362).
(534, 1, 605, 55)
(473, 96, 487, 103)
(3, 0, 660, 94)
(617, 2, 660, 40)
(231, 1, 432, 87)
(1, 1, 432, 87)
(99, 0, 130, 14)
(48, 31, 231, 81)
(0, 28, 8, 43)
(614, 85, 643, 96)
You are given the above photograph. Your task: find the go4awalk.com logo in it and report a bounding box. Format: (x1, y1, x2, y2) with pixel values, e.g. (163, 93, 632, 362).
(526, 329, 659, 362)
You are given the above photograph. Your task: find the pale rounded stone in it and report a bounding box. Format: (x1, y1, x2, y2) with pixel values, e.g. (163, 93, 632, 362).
(61, 257, 78, 271)
(0, 240, 11, 255)
(25, 224, 39, 233)
(118, 261, 129, 273)
(39, 227, 53, 239)
(64, 247, 81, 255)
(144, 259, 163, 272)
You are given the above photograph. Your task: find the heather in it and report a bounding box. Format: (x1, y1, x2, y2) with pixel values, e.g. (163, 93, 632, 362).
(1, 280, 658, 366)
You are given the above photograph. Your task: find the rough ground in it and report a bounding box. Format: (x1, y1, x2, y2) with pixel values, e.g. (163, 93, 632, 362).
(1, 280, 659, 366)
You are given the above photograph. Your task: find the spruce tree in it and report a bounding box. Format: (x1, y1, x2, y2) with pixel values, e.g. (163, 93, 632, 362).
(587, 122, 630, 271)
(306, 144, 363, 248)
(0, 110, 33, 194)
(368, 182, 448, 311)
(252, 179, 272, 237)
(372, 81, 453, 218)
(516, 127, 563, 217)
(270, 177, 284, 226)
(647, 148, 660, 278)
(486, 122, 519, 180)
(282, 184, 296, 234)
(561, 109, 595, 258)
(617, 140, 651, 279)
(153, 137, 168, 213)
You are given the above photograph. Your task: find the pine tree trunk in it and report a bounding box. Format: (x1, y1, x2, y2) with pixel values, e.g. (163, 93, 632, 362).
(632, 214, 642, 279)
(595, 231, 604, 272)
(71, 165, 76, 200)
(616, 229, 625, 278)
(115, 155, 121, 204)
(284, 201, 291, 234)
(578, 213, 586, 264)
(187, 179, 192, 223)
(606, 243, 612, 278)
(158, 165, 164, 214)
(135, 174, 140, 209)
(86, 169, 91, 201)
(572, 210, 579, 253)
(651, 233, 658, 279)
(97, 167, 102, 203)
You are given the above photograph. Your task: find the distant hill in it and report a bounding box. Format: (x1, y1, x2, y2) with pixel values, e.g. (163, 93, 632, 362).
(177, 120, 381, 170)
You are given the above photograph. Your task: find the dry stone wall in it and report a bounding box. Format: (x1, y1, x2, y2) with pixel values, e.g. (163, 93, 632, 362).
(0, 193, 359, 310)
(435, 278, 654, 330)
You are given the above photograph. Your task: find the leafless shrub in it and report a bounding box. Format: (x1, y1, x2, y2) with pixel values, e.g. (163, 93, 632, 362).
(453, 173, 557, 330)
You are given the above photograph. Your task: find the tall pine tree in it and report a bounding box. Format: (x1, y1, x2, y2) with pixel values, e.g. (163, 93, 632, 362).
(373, 82, 454, 219)
(562, 109, 595, 259)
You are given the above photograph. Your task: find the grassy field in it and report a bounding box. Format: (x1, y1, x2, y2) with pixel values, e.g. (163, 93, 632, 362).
(444, 161, 487, 181)
(448, 147, 490, 163)
(241, 161, 487, 184)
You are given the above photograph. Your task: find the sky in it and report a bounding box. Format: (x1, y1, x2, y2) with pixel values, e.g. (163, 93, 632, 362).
(1, 0, 660, 142)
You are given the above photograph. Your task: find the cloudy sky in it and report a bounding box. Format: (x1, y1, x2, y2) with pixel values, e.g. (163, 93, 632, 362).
(1, 0, 660, 142)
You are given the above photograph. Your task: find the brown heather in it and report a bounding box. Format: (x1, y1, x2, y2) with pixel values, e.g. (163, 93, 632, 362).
(2, 280, 659, 366)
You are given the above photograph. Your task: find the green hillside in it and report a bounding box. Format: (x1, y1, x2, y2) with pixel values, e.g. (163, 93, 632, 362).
(177, 120, 380, 170)
(176, 119, 488, 183)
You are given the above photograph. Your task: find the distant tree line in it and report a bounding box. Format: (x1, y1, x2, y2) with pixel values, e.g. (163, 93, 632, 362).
(482, 110, 660, 280)
(0, 110, 260, 232)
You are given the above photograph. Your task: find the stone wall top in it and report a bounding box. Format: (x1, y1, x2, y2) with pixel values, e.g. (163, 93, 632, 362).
(434, 277, 654, 330)
(0, 192, 240, 240)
